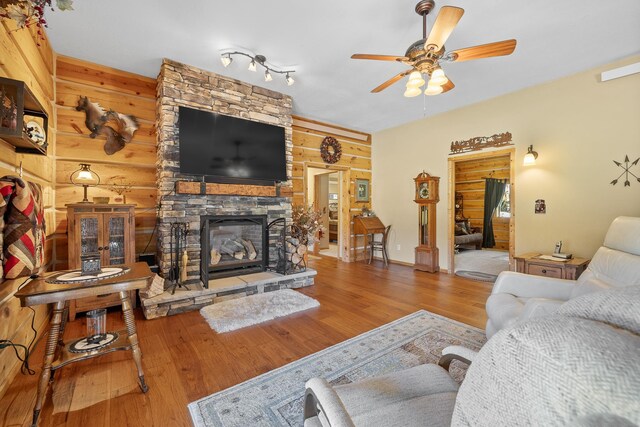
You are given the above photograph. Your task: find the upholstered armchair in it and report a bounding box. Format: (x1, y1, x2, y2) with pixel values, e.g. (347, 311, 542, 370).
(303, 286, 640, 426)
(485, 216, 640, 338)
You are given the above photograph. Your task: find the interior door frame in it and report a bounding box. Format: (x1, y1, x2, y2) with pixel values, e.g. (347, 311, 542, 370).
(447, 147, 516, 274)
(303, 162, 351, 261)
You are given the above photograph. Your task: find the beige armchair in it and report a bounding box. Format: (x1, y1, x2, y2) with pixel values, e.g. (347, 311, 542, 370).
(303, 286, 640, 426)
(485, 216, 640, 338)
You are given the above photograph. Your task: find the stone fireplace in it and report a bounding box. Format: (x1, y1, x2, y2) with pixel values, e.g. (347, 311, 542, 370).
(143, 59, 315, 318)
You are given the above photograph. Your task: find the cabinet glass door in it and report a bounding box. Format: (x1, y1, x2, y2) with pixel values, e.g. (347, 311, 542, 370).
(80, 216, 100, 256)
(106, 216, 126, 265)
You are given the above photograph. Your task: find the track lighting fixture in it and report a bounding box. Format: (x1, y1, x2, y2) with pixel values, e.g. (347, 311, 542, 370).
(285, 73, 295, 86)
(221, 54, 232, 67)
(219, 51, 296, 86)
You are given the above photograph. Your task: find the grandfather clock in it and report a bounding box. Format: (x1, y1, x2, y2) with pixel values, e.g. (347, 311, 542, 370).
(413, 171, 440, 273)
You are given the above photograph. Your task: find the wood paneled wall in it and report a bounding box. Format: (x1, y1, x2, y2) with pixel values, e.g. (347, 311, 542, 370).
(0, 21, 55, 398)
(291, 117, 372, 261)
(455, 155, 510, 250)
(53, 56, 157, 270)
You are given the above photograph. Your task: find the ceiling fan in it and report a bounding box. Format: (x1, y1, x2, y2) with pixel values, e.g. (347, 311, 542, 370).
(351, 0, 517, 97)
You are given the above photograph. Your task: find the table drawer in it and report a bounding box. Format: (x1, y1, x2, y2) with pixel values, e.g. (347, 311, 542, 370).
(527, 264, 563, 278)
(74, 292, 123, 312)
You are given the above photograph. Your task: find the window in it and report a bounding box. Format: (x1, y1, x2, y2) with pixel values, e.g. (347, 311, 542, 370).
(497, 184, 511, 218)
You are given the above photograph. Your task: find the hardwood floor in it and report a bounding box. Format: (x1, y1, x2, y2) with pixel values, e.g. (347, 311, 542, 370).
(0, 257, 491, 426)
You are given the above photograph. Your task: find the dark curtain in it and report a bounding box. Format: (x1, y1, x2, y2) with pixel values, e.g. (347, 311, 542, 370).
(482, 178, 507, 248)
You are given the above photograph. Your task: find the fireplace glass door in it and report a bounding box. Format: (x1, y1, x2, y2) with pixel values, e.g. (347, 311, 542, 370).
(201, 215, 268, 284)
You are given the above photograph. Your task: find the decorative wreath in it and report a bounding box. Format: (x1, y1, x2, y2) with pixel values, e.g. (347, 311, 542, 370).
(320, 136, 342, 164)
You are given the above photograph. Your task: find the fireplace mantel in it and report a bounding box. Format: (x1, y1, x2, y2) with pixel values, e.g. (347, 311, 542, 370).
(175, 181, 293, 198)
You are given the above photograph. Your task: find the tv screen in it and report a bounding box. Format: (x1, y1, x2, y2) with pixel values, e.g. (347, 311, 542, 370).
(178, 107, 287, 183)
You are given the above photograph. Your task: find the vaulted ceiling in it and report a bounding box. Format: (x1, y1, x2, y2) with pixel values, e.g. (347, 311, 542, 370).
(46, 0, 640, 132)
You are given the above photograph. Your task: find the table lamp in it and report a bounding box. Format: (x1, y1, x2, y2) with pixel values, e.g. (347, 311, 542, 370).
(70, 163, 100, 203)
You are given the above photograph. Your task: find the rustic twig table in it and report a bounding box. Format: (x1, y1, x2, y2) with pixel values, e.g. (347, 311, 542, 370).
(15, 262, 153, 427)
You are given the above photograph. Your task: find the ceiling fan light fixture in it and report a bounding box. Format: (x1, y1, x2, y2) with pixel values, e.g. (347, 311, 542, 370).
(404, 86, 422, 97)
(430, 67, 448, 86)
(221, 54, 232, 67)
(248, 59, 257, 72)
(424, 82, 443, 96)
(407, 71, 425, 88)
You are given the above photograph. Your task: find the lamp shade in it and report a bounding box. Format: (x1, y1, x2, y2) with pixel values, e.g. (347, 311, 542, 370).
(523, 145, 538, 166)
(407, 71, 425, 88)
(70, 164, 100, 186)
(424, 82, 443, 96)
(430, 67, 448, 86)
(248, 60, 257, 72)
(404, 86, 422, 97)
(220, 55, 232, 67)
(286, 74, 295, 86)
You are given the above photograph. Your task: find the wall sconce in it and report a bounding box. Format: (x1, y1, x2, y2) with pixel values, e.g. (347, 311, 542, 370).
(70, 163, 100, 203)
(523, 145, 538, 166)
(219, 51, 296, 86)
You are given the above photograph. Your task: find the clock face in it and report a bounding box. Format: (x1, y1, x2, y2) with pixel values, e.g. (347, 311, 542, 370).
(419, 182, 430, 199)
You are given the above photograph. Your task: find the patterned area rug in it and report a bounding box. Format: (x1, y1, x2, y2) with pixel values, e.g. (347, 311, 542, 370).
(200, 289, 320, 333)
(189, 310, 486, 426)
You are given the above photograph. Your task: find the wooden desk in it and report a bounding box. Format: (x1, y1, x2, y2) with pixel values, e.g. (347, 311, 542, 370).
(514, 253, 590, 280)
(15, 262, 153, 427)
(353, 216, 386, 262)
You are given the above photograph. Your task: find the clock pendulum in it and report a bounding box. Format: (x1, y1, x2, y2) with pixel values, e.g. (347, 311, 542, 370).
(413, 171, 440, 273)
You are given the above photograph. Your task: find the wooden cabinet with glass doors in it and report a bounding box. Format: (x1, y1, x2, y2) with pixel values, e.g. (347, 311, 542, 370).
(66, 204, 137, 320)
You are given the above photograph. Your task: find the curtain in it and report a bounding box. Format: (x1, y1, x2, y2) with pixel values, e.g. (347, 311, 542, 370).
(482, 178, 507, 248)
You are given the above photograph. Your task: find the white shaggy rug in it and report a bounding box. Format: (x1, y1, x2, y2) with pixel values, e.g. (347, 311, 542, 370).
(200, 289, 320, 333)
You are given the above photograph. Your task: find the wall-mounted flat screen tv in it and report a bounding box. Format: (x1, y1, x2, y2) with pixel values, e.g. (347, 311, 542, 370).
(178, 107, 287, 184)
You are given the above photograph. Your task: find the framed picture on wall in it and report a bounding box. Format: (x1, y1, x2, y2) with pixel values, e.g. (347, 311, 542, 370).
(355, 179, 370, 202)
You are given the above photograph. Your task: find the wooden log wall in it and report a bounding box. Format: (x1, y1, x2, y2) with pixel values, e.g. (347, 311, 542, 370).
(54, 56, 158, 270)
(0, 21, 55, 398)
(291, 116, 372, 261)
(454, 155, 510, 250)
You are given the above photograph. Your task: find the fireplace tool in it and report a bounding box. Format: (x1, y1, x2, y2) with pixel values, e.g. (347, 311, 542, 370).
(168, 222, 189, 295)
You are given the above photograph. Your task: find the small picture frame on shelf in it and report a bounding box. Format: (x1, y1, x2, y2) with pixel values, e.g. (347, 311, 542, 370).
(355, 178, 369, 202)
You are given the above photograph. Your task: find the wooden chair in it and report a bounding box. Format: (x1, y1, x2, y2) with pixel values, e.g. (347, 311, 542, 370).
(368, 225, 391, 267)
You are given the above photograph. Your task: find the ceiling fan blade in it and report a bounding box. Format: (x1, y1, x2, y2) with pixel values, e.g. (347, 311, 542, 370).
(371, 70, 413, 93)
(351, 54, 409, 62)
(450, 39, 517, 62)
(424, 6, 464, 52)
(441, 79, 455, 93)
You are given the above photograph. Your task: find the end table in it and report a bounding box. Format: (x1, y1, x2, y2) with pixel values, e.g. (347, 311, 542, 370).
(15, 262, 153, 427)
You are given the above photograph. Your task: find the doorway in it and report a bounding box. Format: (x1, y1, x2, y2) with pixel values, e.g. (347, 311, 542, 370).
(447, 148, 515, 276)
(306, 166, 345, 259)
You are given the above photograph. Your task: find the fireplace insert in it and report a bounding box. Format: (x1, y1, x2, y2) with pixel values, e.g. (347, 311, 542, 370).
(200, 215, 268, 284)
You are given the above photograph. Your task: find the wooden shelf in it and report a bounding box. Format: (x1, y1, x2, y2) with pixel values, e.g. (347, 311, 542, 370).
(175, 181, 292, 198)
(0, 77, 48, 155)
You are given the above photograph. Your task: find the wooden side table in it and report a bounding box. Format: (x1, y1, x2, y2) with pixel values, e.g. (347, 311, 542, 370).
(514, 253, 590, 280)
(15, 262, 153, 427)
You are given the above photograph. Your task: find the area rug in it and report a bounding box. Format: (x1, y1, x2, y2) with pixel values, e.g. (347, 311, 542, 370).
(454, 249, 509, 282)
(200, 289, 320, 333)
(455, 270, 499, 282)
(188, 310, 486, 427)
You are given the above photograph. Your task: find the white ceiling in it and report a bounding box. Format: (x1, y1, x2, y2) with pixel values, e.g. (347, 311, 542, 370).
(45, 0, 640, 133)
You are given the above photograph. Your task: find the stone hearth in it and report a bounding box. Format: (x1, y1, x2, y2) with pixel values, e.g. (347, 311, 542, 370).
(141, 269, 316, 319)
